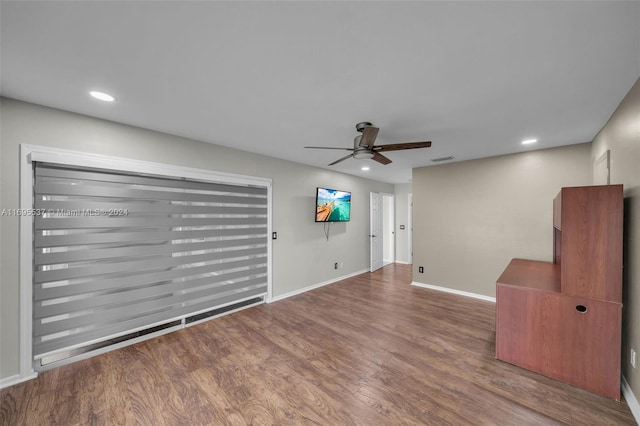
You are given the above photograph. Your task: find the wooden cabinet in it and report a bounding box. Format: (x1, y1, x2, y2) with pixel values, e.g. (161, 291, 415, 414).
(496, 185, 623, 400)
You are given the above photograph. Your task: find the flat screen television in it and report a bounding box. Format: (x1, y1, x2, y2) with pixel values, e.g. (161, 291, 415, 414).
(315, 187, 351, 222)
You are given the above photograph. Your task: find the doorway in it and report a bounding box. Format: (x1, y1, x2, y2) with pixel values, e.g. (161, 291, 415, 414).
(370, 192, 395, 272)
(383, 193, 395, 266)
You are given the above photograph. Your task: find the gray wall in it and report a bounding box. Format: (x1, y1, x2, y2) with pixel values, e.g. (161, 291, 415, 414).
(0, 97, 393, 380)
(591, 77, 640, 403)
(412, 143, 591, 297)
(394, 183, 411, 264)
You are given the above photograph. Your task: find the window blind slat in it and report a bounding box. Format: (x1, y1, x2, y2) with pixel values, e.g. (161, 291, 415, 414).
(36, 237, 267, 264)
(36, 199, 267, 215)
(34, 264, 268, 302)
(36, 216, 267, 230)
(36, 227, 267, 248)
(35, 182, 267, 205)
(35, 248, 267, 283)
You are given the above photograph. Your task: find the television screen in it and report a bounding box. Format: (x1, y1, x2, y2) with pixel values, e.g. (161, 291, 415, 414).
(315, 187, 351, 222)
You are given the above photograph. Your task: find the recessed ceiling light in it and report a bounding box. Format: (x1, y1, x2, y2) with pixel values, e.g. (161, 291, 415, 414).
(522, 138, 538, 145)
(361, 166, 370, 171)
(89, 91, 115, 102)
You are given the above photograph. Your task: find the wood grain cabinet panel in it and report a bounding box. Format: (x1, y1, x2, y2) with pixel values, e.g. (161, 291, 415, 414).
(496, 185, 623, 401)
(559, 185, 623, 302)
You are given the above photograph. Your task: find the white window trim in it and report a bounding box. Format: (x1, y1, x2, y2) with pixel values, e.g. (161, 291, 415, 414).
(18, 144, 273, 383)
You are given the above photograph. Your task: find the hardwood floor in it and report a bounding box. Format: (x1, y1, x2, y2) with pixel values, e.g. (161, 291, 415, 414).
(1, 263, 636, 425)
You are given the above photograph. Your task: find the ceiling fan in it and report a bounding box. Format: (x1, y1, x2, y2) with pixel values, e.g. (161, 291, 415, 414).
(305, 122, 432, 166)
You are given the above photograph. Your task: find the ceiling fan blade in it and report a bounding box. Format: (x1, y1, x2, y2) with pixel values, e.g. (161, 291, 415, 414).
(359, 126, 379, 149)
(375, 141, 432, 152)
(372, 152, 392, 165)
(328, 154, 354, 166)
(305, 146, 354, 151)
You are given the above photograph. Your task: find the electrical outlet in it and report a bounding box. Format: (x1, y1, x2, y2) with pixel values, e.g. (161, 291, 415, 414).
(632, 349, 637, 368)
(418, 266, 424, 273)
(334, 262, 338, 270)
(339, 262, 344, 269)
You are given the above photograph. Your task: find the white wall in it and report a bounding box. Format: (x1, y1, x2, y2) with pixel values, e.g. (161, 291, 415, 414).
(412, 143, 592, 297)
(0, 97, 393, 381)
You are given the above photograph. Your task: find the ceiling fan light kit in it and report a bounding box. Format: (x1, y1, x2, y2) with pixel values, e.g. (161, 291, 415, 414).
(353, 150, 375, 160)
(305, 122, 432, 166)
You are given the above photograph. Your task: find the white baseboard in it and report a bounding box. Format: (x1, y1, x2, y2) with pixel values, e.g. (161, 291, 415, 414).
(394, 260, 410, 265)
(622, 375, 640, 423)
(0, 372, 38, 390)
(269, 269, 369, 303)
(411, 281, 496, 303)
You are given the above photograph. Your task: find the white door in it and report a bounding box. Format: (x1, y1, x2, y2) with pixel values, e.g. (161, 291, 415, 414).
(370, 192, 384, 272)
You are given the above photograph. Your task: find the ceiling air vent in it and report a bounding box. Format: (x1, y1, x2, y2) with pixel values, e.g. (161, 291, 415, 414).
(430, 155, 455, 162)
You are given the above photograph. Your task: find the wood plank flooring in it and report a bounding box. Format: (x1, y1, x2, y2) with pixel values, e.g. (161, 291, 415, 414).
(1, 263, 636, 425)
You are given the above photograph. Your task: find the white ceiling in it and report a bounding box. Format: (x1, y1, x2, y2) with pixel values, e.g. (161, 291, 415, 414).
(1, 1, 639, 184)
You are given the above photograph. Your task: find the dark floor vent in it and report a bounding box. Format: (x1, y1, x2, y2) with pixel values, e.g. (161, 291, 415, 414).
(185, 297, 264, 324)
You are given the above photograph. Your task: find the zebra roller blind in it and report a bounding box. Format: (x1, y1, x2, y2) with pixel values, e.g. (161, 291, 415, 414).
(33, 162, 269, 360)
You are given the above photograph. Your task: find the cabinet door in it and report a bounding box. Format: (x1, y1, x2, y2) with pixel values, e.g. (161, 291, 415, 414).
(496, 285, 564, 374)
(560, 185, 623, 302)
(555, 295, 621, 401)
